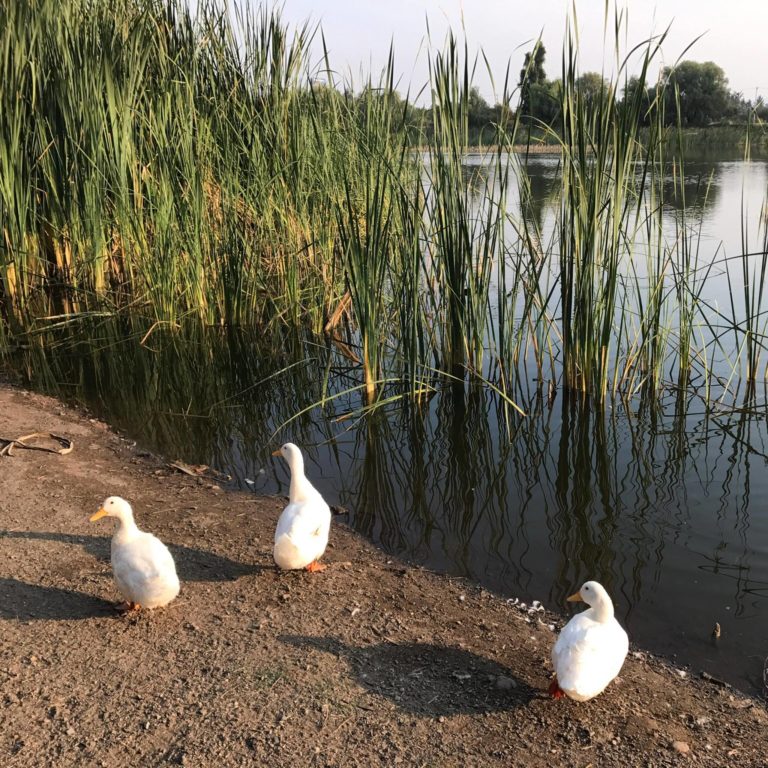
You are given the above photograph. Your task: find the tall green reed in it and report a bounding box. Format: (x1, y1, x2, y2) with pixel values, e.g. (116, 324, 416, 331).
(424, 36, 508, 377)
(3, 0, 767, 417)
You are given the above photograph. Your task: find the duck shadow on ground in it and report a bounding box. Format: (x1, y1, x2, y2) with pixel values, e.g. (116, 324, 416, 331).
(280, 635, 537, 717)
(0, 530, 262, 582)
(0, 577, 115, 620)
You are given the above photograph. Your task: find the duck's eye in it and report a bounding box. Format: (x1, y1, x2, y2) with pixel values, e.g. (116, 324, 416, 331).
(109, 500, 114, 505)
(584, 586, 590, 591)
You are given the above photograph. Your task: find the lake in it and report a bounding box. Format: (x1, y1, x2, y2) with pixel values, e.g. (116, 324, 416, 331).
(8, 151, 768, 694)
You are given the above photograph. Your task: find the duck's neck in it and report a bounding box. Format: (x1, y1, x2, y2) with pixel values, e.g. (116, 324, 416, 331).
(588, 597, 615, 623)
(114, 513, 140, 541)
(288, 452, 314, 502)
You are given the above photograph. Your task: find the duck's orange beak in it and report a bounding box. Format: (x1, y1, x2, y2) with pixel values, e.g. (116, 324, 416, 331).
(271, 449, 281, 457)
(90, 507, 108, 522)
(566, 591, 582, 603)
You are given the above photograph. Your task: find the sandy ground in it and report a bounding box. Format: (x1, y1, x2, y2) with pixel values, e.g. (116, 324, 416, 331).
(1, 382, 767, 768)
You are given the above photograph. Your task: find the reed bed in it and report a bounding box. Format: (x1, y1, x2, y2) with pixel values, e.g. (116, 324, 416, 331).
(2, 0, 767, 412)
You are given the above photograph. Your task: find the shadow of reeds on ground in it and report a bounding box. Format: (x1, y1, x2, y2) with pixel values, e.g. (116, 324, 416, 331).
(280, 634, 537, 716)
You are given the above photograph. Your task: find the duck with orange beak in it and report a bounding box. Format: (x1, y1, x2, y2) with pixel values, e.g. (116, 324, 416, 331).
(271, 443, 331, 572)
(549, 580, 629, 701)
(90, 496, 180, 611)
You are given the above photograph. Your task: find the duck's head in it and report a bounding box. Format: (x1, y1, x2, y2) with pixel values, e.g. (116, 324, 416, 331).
(90, 496, 134, 524)
(272, 442, 302, 464)
(567, 580, 614, 619)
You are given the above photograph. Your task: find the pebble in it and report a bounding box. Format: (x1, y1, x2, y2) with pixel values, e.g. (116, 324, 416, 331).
(495, 675, 518, 690)
(672, 740, 690, 754)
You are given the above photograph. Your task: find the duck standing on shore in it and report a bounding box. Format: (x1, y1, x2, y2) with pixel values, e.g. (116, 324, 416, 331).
(550, 580, 628, 701)
(90, 496, 180, 611)
(271, 443, 331, 572)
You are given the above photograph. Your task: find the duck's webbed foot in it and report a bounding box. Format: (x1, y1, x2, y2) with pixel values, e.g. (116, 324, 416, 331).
(548, 678, 565, 700)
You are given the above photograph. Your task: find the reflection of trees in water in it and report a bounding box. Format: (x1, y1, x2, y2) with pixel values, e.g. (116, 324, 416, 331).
(518, 159, 559, 234)
(515, 158, 722, 227)
(459, 159, 492, 192)
(661, 165, 721, 213)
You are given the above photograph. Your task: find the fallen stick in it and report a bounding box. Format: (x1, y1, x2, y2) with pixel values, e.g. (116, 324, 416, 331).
(0, 432, 74, 457)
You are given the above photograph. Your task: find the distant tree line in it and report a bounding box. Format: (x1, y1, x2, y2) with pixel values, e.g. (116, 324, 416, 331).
(323, 44, 766, 146)
(355, 44, 767, 145)
(512, 44, 768, 133)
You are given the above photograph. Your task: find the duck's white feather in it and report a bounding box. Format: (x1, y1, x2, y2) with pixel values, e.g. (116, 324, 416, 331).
(274, 499, 331, 569)
(552, 581, 628, 701)
(92, 496, 180, 609)
(112, 530, 180, 608)
(273, 443, 331, 570)
(552, 612, 628, 701)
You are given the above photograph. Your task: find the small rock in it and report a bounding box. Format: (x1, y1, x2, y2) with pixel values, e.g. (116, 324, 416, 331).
(671, 740, 690, 754)
(695, 716, 712, 727)
(458, 594, 466, 602)
(66, 727, 75, 737)
(495, 675, 517, 690)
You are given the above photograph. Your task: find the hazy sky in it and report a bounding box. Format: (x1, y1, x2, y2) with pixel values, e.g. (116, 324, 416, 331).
(271, 1, 768, 103)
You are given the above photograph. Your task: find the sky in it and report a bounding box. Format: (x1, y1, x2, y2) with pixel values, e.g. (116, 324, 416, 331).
(268, 1, 768, 104)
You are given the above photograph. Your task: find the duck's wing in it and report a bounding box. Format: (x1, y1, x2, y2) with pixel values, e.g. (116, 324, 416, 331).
(553, 616, 627, 695)
(275, 498, 331, 542)
(113, 532, 177, 584)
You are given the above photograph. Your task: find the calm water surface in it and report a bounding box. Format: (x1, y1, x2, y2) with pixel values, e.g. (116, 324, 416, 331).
(8, 153, 768, 694)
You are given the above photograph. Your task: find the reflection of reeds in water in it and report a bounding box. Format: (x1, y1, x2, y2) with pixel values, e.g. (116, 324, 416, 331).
(15, 321, 768, 646)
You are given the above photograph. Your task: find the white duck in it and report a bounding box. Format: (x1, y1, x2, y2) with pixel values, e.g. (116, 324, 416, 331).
(550, 580, 629, 701)
(271, 443, 331, 572)
(90, 496, 180, 610)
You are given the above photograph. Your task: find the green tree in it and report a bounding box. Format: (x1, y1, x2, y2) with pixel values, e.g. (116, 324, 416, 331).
(518, 43, 547, 118)
(622, 76, 653, 124)
(576, 72, 609, 106)
(660, 61, 737, 125)
(528, 79, 561, 124)
(467, 86, 494, 142)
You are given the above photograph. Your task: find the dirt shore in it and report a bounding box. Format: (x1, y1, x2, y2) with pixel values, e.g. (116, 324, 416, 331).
(1, 383, 766, 767)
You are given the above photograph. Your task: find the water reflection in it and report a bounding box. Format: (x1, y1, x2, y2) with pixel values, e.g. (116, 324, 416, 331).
(10, 321, 768, 692)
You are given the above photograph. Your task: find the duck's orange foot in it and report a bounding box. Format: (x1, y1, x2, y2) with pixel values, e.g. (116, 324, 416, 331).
(305, 560, 327, 573)
(548, 679, 565, 699)
(116, 601, 141, 613)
